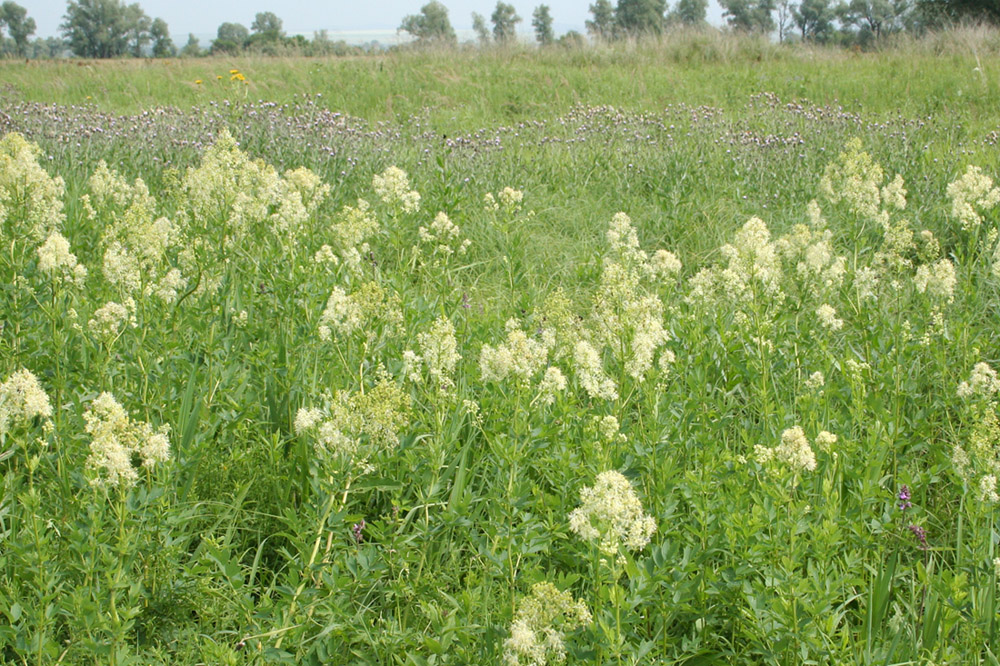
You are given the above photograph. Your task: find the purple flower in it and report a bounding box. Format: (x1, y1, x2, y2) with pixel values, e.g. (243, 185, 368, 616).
(908, 524, 928, 550)
(898, 485, 912, 512)
(352, 519, 366, 544)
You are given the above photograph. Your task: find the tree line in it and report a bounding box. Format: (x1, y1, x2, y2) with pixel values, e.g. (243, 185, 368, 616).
(2, 0, 1000, 59)
(402, 0, 1000, 46)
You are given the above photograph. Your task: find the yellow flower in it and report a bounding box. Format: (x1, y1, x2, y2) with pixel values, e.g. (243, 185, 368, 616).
(216, 75, 223, 80)
(230, 72, 245, 82)
(229, 69, 239, 74)
(194, 79, 203, 85)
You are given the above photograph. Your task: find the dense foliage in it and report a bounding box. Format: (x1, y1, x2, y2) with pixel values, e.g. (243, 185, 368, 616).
(1, 49, 1000, 662)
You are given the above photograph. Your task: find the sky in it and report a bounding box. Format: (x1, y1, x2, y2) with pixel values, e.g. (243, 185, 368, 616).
(28, 0, 726, 43)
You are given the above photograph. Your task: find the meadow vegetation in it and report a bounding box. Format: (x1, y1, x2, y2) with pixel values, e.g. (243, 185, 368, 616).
(2, 39, 1000, 664)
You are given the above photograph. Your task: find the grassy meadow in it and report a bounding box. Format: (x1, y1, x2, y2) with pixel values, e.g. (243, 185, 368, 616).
(3, 35, 1000, 664)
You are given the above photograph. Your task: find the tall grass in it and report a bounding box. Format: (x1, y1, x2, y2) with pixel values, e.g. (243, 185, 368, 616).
(2, 29, 1000, 128)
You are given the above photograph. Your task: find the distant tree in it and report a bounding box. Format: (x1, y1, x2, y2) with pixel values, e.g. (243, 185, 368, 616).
(124, 3, 150, 56)
(472, 12, 492, 43)
(491, 2, 522, 43)
(285, 34, 308, 52)
(586, 0, 617, 38)
(672, 0, 709, 24)
(1, 2, 36, 56)
(250, 11, 283, 40)
(794, 0, 835, 40)
(150, 17, 174, 57)
(180, 33, 201, 56)
(311, 29, 334, 54)
(246, 12, 285, 52)
(29, 35, 65, 58)
(720, 0, 777, 32)
(212, 21, 248, 54)
(532, 4, 555, 44)
(838, 0, 912, 39)
(914, 0, 997, 25)
(62, 0, 131, 58)
(399, 2, 457, 45)
(558, 28, 586, 46)
(615, 0, 666, 34)
(776, 0, 796, 40)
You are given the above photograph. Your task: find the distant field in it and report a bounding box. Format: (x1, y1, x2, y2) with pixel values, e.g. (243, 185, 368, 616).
(3, 39, 1000, 665)
(2, 39, 999, 131)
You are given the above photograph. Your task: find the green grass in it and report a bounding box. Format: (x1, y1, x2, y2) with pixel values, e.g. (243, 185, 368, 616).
(4, 35, 1000, 133)
(2, 39, 1000, 665)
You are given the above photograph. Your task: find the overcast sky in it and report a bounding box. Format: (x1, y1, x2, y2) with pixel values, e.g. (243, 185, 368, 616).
(29, 0, 726, 42)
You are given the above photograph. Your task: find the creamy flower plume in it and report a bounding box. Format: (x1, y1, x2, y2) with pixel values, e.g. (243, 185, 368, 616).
(0, 369, 53, 434)
(755, 426, 817, 472)
(37, 231, 87, 287)
(0, 132, 66, 243)
(947, 165, 1000, 231)
(568, 470, 656, 555)
(84, 392, 170, 488)
(503, 582, 591, 666)
(373, 166, 420, 213)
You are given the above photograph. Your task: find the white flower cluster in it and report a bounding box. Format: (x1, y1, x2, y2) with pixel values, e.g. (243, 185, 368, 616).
(485, 187, 524, 213)
(536, 366, 567, 406)
(804, 371, 825, 391)
(0, 369, 53, 435)
(84, 392, 170, 488)
(325, 199, 379, 272)
(414, 316, 461, 392)
(480, 319, 551, 385)
(317, 282, 402, 342)
(372, 166, 420, 213)
(649, 249, 682, 281)
(687, 217, 782, 308)
(88, 298, 137, 341)
(573, 340, 618, 402)
(37, 231, 87, 287)
(417, 211, 471, 261)
(755, 426, 818, 472)
(952, 409, 1000, 505)
(819, 138, 900, 222)
(503, 582, 591, 666)
(606, 211, 647, 267)
(592, 261, 670, 380)
(816, 303, 844, 331)
(0, 133, 66, 243)
(957, 362, 1000, 399)
(295, 374, 410, 461)
(913, 258, 957, 303)
(775, 211, 846, 296)
(85, 161, 186, 301)
(568, 470, 656, 555)
(946, 165, 1000, 231)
